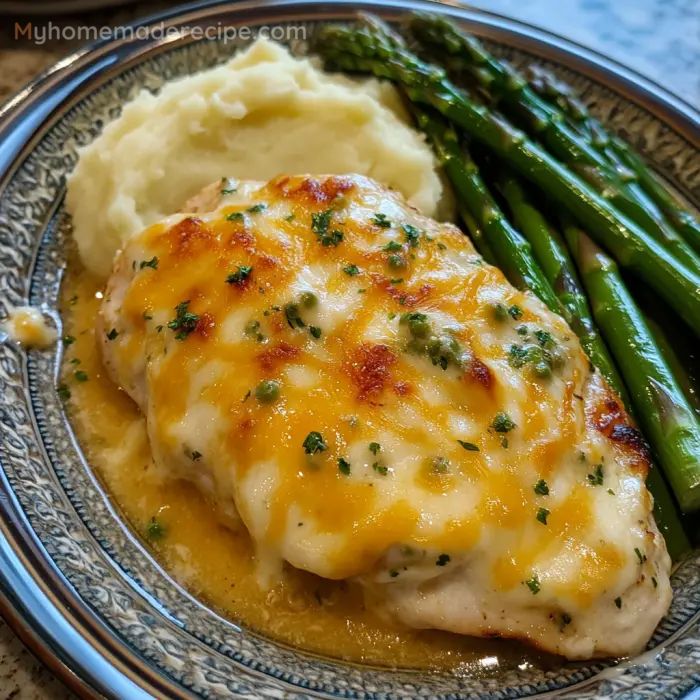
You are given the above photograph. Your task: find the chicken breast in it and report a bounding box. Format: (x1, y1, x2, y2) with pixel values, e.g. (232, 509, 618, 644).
(100, 173, 671, 659)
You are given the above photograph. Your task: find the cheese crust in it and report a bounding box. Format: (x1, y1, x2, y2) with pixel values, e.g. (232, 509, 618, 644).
(100, 174, 671, 659)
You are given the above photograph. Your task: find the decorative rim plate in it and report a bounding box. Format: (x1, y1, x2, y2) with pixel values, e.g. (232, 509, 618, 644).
(0, 1, 698, 698)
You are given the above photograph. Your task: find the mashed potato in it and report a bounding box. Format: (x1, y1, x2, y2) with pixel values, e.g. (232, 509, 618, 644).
(67, 38, 447, 277)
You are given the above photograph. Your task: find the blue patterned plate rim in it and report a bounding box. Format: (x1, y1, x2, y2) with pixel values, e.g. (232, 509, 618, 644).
(0, 1, 698, 699)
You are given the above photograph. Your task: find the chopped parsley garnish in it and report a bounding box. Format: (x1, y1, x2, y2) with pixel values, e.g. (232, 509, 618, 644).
(400, 311, 430, 338)
(652, 576, 658, 588)
(372, 462, 388, 476)
(57, 383, 71, 401)
(106, 328, 119, 341)
(139, 256, 158, 270)
(191, 450, 202, 461)
(338, 457, 351, 475)
(226, 265, 253, 285)
(436, 554, 450, 566)
(634, 547, 647, 564)
(508, 341, 558, 379)
(244, 319, 265, 342)
(389, 278, 404, 285)
(143, 312, 153, 321)
(312, 208, 333, 234)
(382, 240, 403, 252)
(309, 326, 322, 339)
(220, 177, 237, 195)
(614, 597, 622, 609)
(63, 335, 76, 346)
(402, 223, 421, 247)
(311, 208, 343, 247)
(68, 294, 78, 305)
(284, 302, 305, 329)
(534, 479, 549, 496)
(371, 212, 391, 228)
(534, 329, 555, 348)
(400, 313, 463, 370)
(145, 517, 166, 541)
(457, 440, 479, 452)
(587, 464, 604, 486)
(255, 379, 280, 404)
(303, 431, 327, 455)
(525, 575, 540, 594)
(389, 569, 399, 578)
(508, 305, 523, 320)
(300, 291, 318, 309)
(387, 253, 406, 269)
(508, 344, 530, 368)
(492, 412, 515, 433)
(536, 507, 550, 525)
(74, 370, 88, 382)
(491, 303, 508, 321)
(431, 456, 450, 473)
(167, 300, 200, 340)
(246, 203, 267, 214)
(426, 333, 462, 370)
(368, 442, 381, 455)
(607, 488, 615, 496)
(226, 211, 245, 222)
(343, 264, 360, 276)
(559, 613, 572, 630)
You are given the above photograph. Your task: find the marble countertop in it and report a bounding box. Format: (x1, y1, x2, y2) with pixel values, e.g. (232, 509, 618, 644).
(0, 1, 697, 697)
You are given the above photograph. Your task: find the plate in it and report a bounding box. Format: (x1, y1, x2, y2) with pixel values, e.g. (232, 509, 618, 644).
(0, 1, 699, 697)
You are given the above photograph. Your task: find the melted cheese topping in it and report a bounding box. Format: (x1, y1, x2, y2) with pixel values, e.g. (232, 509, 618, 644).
(98, 174, 671, 658)
(61, 261, 557, 671)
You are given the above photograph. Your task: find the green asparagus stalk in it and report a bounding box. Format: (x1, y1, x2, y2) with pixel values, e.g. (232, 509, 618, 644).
(647, 316, 700, 418)
(526, 64, 611, 147)
(406, 13, 617, 175)
(564, 221, 700, 515)
(406, 13, 700, 276)
(611, 138, 700, 256)
(525, 62, 700, 260)
(414, 108, 565, 314)
(457, 205, 497, 266)
(494, 172, 626, 397)
(527, 62, 700, 260)
(314, 24, 700, 334)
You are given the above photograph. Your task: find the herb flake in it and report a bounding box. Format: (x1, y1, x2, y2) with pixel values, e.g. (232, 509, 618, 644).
(457, 440, 479, 452)
(303, 431, 327, 455)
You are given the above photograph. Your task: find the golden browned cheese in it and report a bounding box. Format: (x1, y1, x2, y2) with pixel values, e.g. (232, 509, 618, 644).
(95, 174, 670, 660)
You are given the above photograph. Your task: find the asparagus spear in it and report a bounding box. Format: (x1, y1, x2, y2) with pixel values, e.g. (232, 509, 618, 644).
(527, 65, 610, 147)
(406, 13, 616, 175)
(564, 220, 700, 515)
(314, 24, 700, 334)
(406, 14, 700, 276)
(527, 62, 700, 260)
(526, 63, 700, 259)
(647, 316, 700, 418)
(457, 205, 497, 266)
(612, 139, 700, 256)
(414, 108, 564, 314)
(495, 172, 626, 397)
